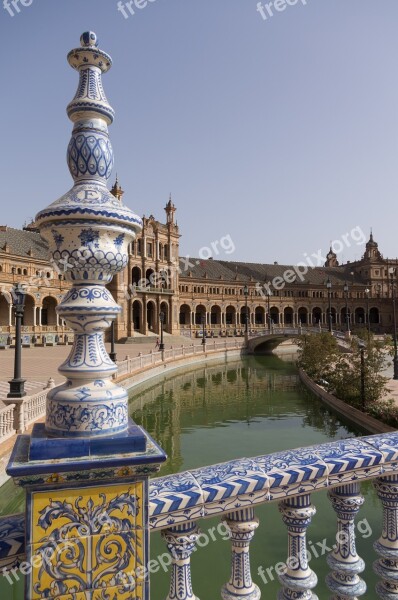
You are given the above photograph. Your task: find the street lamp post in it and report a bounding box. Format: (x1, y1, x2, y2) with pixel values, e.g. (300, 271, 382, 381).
(244, 284, 249, 344)
(159, 311, 165, 351)
(326, 277, 332, 334)
(7, 283, 27, 399)
(365, 287, 370, 341)
(359, 341, 365, 411)
(343, 282, 350, 336)
(109, 320, 117, 363)
(201, 314, 206, 345)
(389, 268, 398, 380)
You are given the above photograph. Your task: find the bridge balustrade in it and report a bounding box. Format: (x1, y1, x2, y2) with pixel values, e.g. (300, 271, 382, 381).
(2, 432, 398, 598)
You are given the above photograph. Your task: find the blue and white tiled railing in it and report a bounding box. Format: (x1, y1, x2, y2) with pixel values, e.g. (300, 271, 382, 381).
(3, 432, 398, 598)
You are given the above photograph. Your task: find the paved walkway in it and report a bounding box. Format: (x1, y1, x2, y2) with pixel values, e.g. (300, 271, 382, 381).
(0, 338, 205, 395)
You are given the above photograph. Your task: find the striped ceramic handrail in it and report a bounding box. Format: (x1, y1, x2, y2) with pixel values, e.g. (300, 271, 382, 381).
(2, 432, 398, 598)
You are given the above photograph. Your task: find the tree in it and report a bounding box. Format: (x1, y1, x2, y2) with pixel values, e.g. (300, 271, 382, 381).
(329, 339, 388, 409)
(297, 333, 339, 382)
(297, 333, 389, 410)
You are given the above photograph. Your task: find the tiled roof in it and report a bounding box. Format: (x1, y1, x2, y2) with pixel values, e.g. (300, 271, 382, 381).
(180, 258, 367, 286)
(0, 227, 50, 261)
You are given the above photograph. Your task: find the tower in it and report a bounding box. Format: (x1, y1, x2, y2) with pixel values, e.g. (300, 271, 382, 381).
(165, 194, 176, 224)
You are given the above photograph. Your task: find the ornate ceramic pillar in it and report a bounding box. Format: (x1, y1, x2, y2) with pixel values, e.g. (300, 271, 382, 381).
(7, 32, 166, 600)
(278, 494, 318, 600)
(34, 31, 143, 438)
(326, 483, 366, 599)
(373, 475, 398, 598)
(162, 522, 200, 600)
(221, 508, 260, 600)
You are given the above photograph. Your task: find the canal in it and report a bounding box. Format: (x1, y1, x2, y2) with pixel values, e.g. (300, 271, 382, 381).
(0, 354, 382, 598)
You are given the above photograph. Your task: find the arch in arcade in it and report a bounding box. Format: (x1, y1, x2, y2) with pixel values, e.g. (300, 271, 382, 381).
(42, 296, 58, 326)
(195, 304, 206, 326)
(146, 300, 157, 332)
(132, 300, 142, 332)
(270, 306, 279, 326)
(210, 305, 221, 326)
(255, 306, 265, 325)
(179, 304, 191, 326)
(225, 305, 236, 327)
(160, 301, 169, 332)
(283, 307, 293, 326)
(22, 295, 35, 327)
(298, 307, 308, 325)
(312, 307, 322, 325)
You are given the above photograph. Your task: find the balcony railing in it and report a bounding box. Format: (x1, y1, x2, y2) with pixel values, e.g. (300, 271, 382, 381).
(2, 432, 398, 597)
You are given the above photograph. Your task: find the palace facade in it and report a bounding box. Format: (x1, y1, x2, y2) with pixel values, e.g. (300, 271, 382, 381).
(0, 181, 397, 345)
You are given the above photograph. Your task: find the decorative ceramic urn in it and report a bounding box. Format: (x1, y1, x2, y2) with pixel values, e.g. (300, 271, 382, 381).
(35, 32, 142, 438)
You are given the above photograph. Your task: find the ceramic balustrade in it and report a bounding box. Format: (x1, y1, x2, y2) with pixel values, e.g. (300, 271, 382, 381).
(4, 397, 396, 597)
(326, 483, 366, 598)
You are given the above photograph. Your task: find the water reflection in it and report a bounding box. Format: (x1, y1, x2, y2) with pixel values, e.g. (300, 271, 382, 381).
(129, 355, 357, 476)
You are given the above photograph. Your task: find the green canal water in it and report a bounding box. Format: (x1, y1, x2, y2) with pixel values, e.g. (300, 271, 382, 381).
(0, 354, 383, 598)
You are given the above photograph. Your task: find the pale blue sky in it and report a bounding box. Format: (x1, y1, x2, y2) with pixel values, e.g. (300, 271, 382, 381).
(1, 0, 398, 265)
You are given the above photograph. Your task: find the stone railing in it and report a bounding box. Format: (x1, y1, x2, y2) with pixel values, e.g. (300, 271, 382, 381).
(23, 389, 49, 429)
(0, 379, 54, 444)
(115, 339, 245, 379)
(0, 343, 244, 443)
(0, 404, 16, 444)
(3, 432, 398, 597)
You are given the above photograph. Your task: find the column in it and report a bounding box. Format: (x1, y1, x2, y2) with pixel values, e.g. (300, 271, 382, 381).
(326, 483, 366, 598)
(38, 307, 42, 326)
(278, 494, 318, 600)
(8, 304, 12, 327)
(373, 475, 398, 598)
(162, 522, 200, 600)
(221, 508, 260, 600)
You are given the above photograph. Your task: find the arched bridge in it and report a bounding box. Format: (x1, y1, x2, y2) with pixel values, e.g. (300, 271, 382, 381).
(247, 327, 347, 354)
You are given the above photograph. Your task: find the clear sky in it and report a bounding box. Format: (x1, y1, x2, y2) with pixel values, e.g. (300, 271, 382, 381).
(1, 0, 398, 266)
